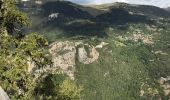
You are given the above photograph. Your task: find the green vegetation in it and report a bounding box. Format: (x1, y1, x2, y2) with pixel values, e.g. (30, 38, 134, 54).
(2, 0, 170, 99)
(34, 74, 82, 100)
(74, 20, 170, 99)
(0, 0, 82, 99)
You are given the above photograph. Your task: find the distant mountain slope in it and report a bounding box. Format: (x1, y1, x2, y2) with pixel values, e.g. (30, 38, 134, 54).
(165, 7, 170, 12)
(41, 1, 104, 18)
(96, 8, 151, 25)
(18, 1, 170, 40)
(93, 2, 170, 18)
(41, 1, 91, 19)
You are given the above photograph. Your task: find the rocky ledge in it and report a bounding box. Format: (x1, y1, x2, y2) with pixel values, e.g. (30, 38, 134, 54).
(28, 41, 108, 80)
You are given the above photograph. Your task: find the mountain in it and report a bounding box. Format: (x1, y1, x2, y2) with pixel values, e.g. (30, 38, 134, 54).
(20, 1, 170, 40)
(18, 1, 170, 99)
(41, 1, 92, 19)
(94, 2, 170, 18)
(165, 7, 170, 12)
(19, 0, 108, 39)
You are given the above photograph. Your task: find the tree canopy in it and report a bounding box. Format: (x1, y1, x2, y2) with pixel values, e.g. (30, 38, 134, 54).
(0, 0, 82, 99)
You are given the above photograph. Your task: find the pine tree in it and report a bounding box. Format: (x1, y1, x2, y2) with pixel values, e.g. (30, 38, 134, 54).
(0, 0, 82, 99)
(0, 0, 50, 99)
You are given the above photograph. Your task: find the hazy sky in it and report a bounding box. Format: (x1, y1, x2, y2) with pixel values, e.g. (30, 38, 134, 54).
(68, 0, 170, 8)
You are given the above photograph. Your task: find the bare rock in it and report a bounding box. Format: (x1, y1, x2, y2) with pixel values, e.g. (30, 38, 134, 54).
(48, 13, 59, 20)
(78, 46, 99, 64)
(155, 50, 168, 55)
(0, 86, 10, 100)
(95, 42, 109, 49)
(49, 41, 76, 80)
(158, 76, 170, 96)
(128, 34, 154, 45)
(28, 41, 100, 80)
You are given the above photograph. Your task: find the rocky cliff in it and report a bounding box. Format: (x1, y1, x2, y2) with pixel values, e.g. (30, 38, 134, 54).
(28, 41, 108, 80)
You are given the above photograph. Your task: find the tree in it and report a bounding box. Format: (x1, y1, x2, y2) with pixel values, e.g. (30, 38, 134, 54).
(0, 0, 82, 99)
(0, 0, 50, 99)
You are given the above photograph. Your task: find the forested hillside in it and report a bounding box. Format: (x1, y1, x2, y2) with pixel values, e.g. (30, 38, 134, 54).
(1, 0, 170, 100)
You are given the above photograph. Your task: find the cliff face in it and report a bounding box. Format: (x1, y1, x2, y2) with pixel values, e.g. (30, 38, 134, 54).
(28, 41, 104, 80)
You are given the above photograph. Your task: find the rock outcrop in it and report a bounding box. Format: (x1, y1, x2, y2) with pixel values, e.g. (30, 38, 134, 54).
(128, 34, 154, 45)
(0, 86, 10, 100)
(95, 42, 109, 49)
(49, 41, 77, 80)
(28, 41, 101, 80)
(158, 76, 170, 96)
(78, 46, 99, 64)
